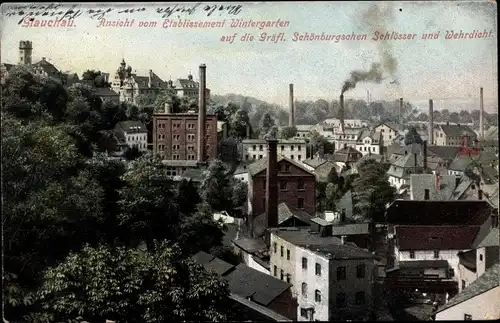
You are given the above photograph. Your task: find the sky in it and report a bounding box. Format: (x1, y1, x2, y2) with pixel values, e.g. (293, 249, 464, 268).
(1, 1, 498, 111)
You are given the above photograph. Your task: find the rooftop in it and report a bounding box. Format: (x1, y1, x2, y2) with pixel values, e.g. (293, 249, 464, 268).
(474, 228, 499, 248)
(253, 202, 313, 237)
(191, 251, 235, 276)
(435, 263, 500, 314)
(439, 124, 476, 137)
(247, 155, 314, 177)
(385, 200, 493, 225)
(232, 237, 267, 254)
(395, 225, 481, 251)
(410, 174, 457, 201)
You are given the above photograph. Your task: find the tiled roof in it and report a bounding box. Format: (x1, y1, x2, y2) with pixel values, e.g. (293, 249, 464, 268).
(385, 200, 493, 225)
(232, 237, 267, 254)
(410, 174, 457, 201)
(174, 77, 199, 89)
(224, 263, 291, 306)
(331, 223, 370, 236)
(395, 225, 480, 250)
(449, 176, 473, 200)
(484, 126, 498, 141)
(229, 293, 293, 322)
(114, 120, 147, 133)
(439, 124, 476, 137)
(314, 161, 336, 182)
(435, 263, 500, 314)
(374, 121, 401, 132)
(333, 147, 362, 163)
(33, 59, 60, 75)
(248, 156, 314, 177)
(253, 202, 313, 237)
(191, 251, 235, 276)
(95, 87, 119, 97)
(302, 241, 375, 260)
(303, 158, 328, 169)
(427, 145, 461, 161)
(449, 156, 473, 171)
(475, 228, 499, 248)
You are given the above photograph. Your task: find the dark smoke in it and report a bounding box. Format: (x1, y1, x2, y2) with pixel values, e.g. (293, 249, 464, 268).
(341, 3, 398, 94)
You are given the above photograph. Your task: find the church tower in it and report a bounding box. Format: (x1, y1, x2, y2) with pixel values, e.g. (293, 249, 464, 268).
(19, 41, 33, 65)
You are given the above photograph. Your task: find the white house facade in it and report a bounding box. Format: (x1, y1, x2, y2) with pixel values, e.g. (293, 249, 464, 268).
(356, 130, 382, 156)
(373, 122, 401, 147)
(241, 139, 307, 162)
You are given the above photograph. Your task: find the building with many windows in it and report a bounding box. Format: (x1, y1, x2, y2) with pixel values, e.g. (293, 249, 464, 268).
(241, 139, 307, 162)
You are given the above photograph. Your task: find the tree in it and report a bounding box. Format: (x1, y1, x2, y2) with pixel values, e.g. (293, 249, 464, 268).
(35, 242, 233, 323)
(117, 154, 180, 249)
(232, 180, 248, 209)
(258, 112, 276, 139)
(351, 159, 395, 223)
(176, 179, 201, 215)
(325, 183, 340, 210)
(123, 145, 144, 161)
(327, 167, 339, 184)
(200, 160, 234, 212)
(280, 126, 298, 139)
(228, 109, 251, 139)
(404, 126, 423, 146)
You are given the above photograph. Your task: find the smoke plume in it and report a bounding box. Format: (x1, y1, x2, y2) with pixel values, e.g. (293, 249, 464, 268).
(341, 3, 398, 94)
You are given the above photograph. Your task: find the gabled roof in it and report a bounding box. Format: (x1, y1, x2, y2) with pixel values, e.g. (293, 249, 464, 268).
(191, 251, 235, 276)
(427, 145, 461, 161)
(474, 228, 499, 248)
(410, 174, 457, 201)
(336, 190, 354, 219)
(374, 121, 401, 132)
(331, 223, 370, 236)
(302, 157, 328, 169)
(484, 126, 498, 141)
(232, 237, 267, 254)
(114, 120, 147, 134)
(385, 200, 493, 225)
(248, 156, 314, 177)
(253, 202, 313, 237)
(33, 59, 60, 75)
(435, 263, 500, 314)
(314, 161, 336, 182)
(439, 124, 476, 137)
(225, 263, 292, 306)
(333, 147, 362, 163)
(449, 155, 473, 171)
(174, 77, 199, 89)
(395, 225, 481, 251)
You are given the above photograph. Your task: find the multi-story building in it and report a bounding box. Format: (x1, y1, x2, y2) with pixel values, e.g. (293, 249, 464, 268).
(332, 128, 364, 151)
(373, 121, 402, 147)
(247, 143, 316, 218)
(113, 121, 148, 152)
(355, 129, 382, 156)
(269, 224, 376, 321)
(111, 59, 169, 104)
(324, 118, 366, 131)
(173, 72, 211, 102)
(434, 123, 477, 147)
(152, 64, 217, 175)
(241, 139, 307, 162)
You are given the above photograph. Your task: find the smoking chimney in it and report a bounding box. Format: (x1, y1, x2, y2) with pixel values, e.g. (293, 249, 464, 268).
(399, 98, 404, 128)
(266, 139, 279, 228)
(289, 84, 295, 127)
(429, 99, 434, 145)
(422, 140, 428, 172)
(197, 64, 207, 163)
(339, 94, 345, 133)
(480, 87, 484, 140)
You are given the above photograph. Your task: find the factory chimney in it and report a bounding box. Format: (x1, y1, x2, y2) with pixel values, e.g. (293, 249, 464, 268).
(429, 99, 434, 145)
(339, 94, 345, 134)
(480, 87, 484, 140)
(289, 84, 295, 127)
(266, 139, 279, 229)
(422, 140, 428, 172)
(399, 98, 404, 129)
(197, 64, 207, 164)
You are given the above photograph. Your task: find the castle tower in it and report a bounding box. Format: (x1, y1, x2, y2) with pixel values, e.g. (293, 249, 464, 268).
(19, 41, 33, 65)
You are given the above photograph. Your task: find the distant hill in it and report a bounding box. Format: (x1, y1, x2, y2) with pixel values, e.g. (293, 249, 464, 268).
(211, 93, 283, 110)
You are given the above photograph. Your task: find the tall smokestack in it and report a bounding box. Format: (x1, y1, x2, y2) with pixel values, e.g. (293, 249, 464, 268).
(422, 140, 428, 172)
(197, 64, 207, 163)
(429, 99, 434, 145)
(339, 94, 345, 133)
(289, 84, 295, 127)
(266, 139, 279, 229)
(399, 98, 404, 129)
(480, 87, 484, 140)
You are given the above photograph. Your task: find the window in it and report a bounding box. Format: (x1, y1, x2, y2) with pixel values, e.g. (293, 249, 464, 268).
(315, 290, 321, 303)
(336, 293, 346, 307)
(448, 268, 455, 278)
(302, 257, 308, 270)
(281, 145, 285, 151)
(280, 269, 284, 280)
(315, 263, 321, 276)
(259, 145, 263, 151)
(298, 145, 302, 151)
(291, 155, 294, 159)
(172, 144, 180, 150)
(298, 198, 304, 209)
(286, 274, 291, 283)
(409, 251, 415, 259)
(355, 292, 365, 305)
(286, 249, 290, 260)
(480, 254, 483, 261)
(280, 179, 288, 190)
(173, 154, 180, 160)
(291, 145, 295, 151)
(187, 123, 195, 129)
(298, 179, 305, 190)
(258, 155, 263, 159)
(337, 266, 346, 280)
(301, 283, 307, 297)
(245, 154, 249, 160)
(273, 265, 277, 276)
(173, 134, 180, 140)
(433, 250, 440, 259)
(464, 314, 472, 320)
(280, 246, 284, 257)
(462, 280, 466, 290)
(356, 264, 366, 278)
(273, 242, 277, 253)
(300, 308, 308, 318)
(252, 145, 256, 151)
(298, 155, 302, 160)
(284, 165, 290, 172)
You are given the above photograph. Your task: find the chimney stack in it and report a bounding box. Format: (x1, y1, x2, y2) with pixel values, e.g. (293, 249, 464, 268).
(289, 84, 295, 127)
(266, 139, 279, 229)
(164, 102, 172, 114)
(197, 64, 207, 163)
(423, 140, 428, 172)
(339, 94, 345, 133)
(341, 235, 347, 245)
(399, 98, 404, 128)
(480, 87, 484, 140)
(429, 99, 434, 145)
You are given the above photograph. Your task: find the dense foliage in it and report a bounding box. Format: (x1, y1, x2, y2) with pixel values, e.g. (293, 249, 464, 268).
(2, 68, 233, 322)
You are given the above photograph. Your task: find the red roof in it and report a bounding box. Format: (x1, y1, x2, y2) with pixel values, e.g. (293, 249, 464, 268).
(395, 225, 480, 251)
